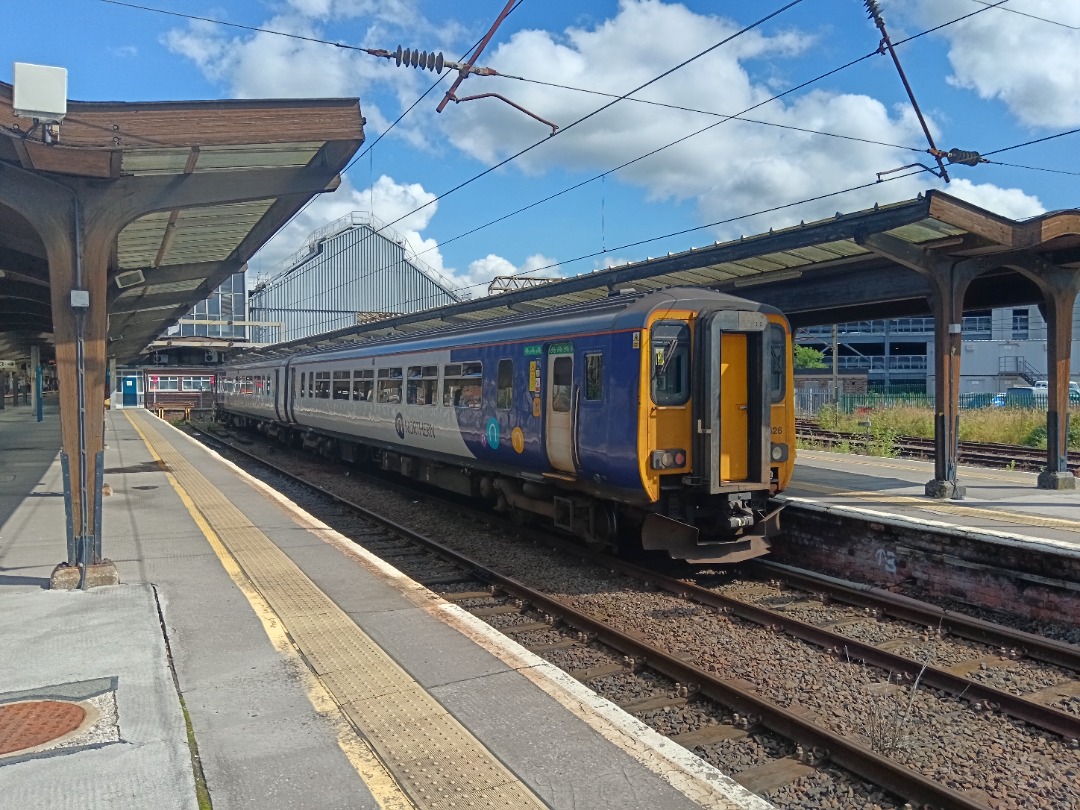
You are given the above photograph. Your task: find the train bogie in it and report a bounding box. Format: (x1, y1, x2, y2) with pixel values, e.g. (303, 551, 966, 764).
(216, 287, 795, 564)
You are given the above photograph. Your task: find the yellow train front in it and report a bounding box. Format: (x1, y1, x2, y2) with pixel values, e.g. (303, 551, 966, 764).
(629, 290, 794, 563)
(217, 287, 794, 564)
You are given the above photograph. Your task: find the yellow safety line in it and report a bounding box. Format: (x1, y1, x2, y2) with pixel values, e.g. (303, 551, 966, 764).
(126, 412, 416, 810)
(789, 479, 1080, 533)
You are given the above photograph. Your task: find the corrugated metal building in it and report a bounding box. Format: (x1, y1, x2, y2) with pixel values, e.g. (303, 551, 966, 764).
(248, 213, 462, 343)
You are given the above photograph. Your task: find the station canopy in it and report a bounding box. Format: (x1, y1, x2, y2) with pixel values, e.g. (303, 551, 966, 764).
(0, 80, 364, 364)
(238, 190, 1080, 360)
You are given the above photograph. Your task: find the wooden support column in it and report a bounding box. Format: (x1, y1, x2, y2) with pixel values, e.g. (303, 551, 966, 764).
(856, 232, 984, 499)
(924, 268, 977, 499)
(1035, 277, 1080, 490)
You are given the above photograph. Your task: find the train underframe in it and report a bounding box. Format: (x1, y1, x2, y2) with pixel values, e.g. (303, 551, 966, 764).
(223, 411, 777, 564)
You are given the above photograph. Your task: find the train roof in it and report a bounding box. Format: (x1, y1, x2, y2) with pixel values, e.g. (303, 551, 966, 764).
(224, 287, 783, 369)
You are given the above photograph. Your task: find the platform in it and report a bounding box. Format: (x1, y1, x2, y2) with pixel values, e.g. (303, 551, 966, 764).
(0, 402, 769, 810)
(786, 448, 1080, 551)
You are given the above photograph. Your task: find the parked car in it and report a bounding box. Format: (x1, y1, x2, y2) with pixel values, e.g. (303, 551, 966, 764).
(991, 393, 1006, 407)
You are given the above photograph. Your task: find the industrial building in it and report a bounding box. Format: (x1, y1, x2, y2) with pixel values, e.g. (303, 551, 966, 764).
(248, 212, 463, 343)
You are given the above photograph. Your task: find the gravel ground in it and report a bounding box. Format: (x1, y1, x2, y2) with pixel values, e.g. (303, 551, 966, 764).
(198, 428, 1080, 809)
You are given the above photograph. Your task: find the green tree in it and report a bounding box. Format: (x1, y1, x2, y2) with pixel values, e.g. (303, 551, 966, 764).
(794, 345, 827, 369)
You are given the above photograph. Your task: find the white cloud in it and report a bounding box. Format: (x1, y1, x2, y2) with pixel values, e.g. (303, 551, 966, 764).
(898, 0, 1080, 128)
(441, 1, 947, 238)
(939, 179, 1045, 221)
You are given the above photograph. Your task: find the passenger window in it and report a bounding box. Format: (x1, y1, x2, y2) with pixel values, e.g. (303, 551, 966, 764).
(651, 322, 691, 406)
(584, 354, 603, 401)
(377, 368, 402, 403)
(552, 357, 572, 413)
(332, 371, 350, 400)
(444, 362, 483, 408)
(307, 372, 314, 398)
(314, 371, 331, 399)
(353, 369, 373, 401)
(496, 359, 513, 410)
(769, 324, 786, 404)
(407, 365, 438, 406)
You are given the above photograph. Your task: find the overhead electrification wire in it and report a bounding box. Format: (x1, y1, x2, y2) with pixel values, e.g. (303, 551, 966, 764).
(965, 0, 1078, 30)
(393, 168, 932, 306)
(981, 126, 1080, 157)
(242, 0, 1033, 315)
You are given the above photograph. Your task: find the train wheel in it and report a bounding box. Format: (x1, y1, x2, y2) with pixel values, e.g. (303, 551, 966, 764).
(585, 505, 618, 553)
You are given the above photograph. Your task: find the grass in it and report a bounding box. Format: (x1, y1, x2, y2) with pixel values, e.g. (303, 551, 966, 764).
(180, 695, 213, 810)
(815, 403, 1080, 450)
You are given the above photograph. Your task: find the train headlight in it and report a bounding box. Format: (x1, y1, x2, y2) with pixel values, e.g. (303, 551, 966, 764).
(770, 443, 789, 462)
(650, 449, 687, 469)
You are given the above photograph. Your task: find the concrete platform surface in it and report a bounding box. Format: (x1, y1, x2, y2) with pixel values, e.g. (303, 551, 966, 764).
(0, 402, 769, 810)
(787, 448, 1080, 552)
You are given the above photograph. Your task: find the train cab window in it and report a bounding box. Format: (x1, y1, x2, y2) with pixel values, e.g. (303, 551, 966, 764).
(552, 357, 572, 412)
(444, 362, 483, 408)
(377, 367, 403, 403)
(768, 324, 787, 404)
(496, 360, 513, 409)
(332, 370, 351, 400)
(353, 369, 373, 401)
(407, 366, 438, 406)
(651, 322, 691, 406)
(584, 353, 603, 401)
(314, 371, 331, 399)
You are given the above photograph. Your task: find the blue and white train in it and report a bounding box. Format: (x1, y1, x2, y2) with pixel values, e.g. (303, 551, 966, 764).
(216, 287, 795, 563)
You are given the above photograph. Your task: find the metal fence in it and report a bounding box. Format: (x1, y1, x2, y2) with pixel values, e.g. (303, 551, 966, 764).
(795, 389, 1069, 417)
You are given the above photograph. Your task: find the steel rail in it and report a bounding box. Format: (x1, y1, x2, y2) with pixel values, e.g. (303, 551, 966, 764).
(190, 424, 995, 809)
(796, 421, 1080, 472)
(752, 561, 1080, 672)
(562, 549, 1080, 740)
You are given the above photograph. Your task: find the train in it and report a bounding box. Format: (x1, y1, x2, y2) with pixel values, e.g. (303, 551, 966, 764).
(215, 287, 795, 564)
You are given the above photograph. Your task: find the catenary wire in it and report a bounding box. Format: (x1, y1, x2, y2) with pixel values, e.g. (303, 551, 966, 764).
(965, 0, 1078, 30)
(293, 0, 1018, 305)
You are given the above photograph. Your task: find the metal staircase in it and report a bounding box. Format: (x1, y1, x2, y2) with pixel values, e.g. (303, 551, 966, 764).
(999, 356, 1044, 385)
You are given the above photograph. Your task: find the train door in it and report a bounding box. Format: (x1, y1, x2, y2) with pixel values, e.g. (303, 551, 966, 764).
(286, 364, 297, 423)
(719, 334, 749, 480)
(694, 311, 769, 491)
(274, 368, 284, 421)
(545, 351, 575, 473)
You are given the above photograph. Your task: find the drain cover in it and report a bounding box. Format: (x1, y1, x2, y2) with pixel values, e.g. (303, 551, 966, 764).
(0, 700, 86, 755)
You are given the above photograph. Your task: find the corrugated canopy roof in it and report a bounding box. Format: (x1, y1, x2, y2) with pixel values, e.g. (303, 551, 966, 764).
(0, 83, 364, 363)
(239, 190, 1080, 360)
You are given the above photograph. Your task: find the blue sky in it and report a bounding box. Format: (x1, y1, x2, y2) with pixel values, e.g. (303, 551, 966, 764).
(5, 1, 1079, 302)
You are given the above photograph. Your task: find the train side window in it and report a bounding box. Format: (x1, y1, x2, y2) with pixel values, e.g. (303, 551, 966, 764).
(332, 370, 351, 400)
(651, 322, 691, 406)
(496, 359, 513, 409)
(353, 369, 373, 401)
(314, 371, 331, 399)
(377, 367, 402, 403)
(266, 377, 272, 398)
(552, 357, 572, 412)
(768, 324, 786, 403)
(307, 372, 314, 398)
(299, 373, 305, 397)
(407, 365, 438, 406)
(584, 353, 603, 401)
(444, 362, 483, 408)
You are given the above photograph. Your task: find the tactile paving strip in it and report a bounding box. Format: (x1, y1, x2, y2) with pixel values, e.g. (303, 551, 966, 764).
(130, 412, 545, 809)
(0, 701, 86, 755)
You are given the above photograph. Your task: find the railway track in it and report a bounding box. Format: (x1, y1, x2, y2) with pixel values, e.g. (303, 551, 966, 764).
(796, 420, 1080, 473)
(189, 421, 1080, 809)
